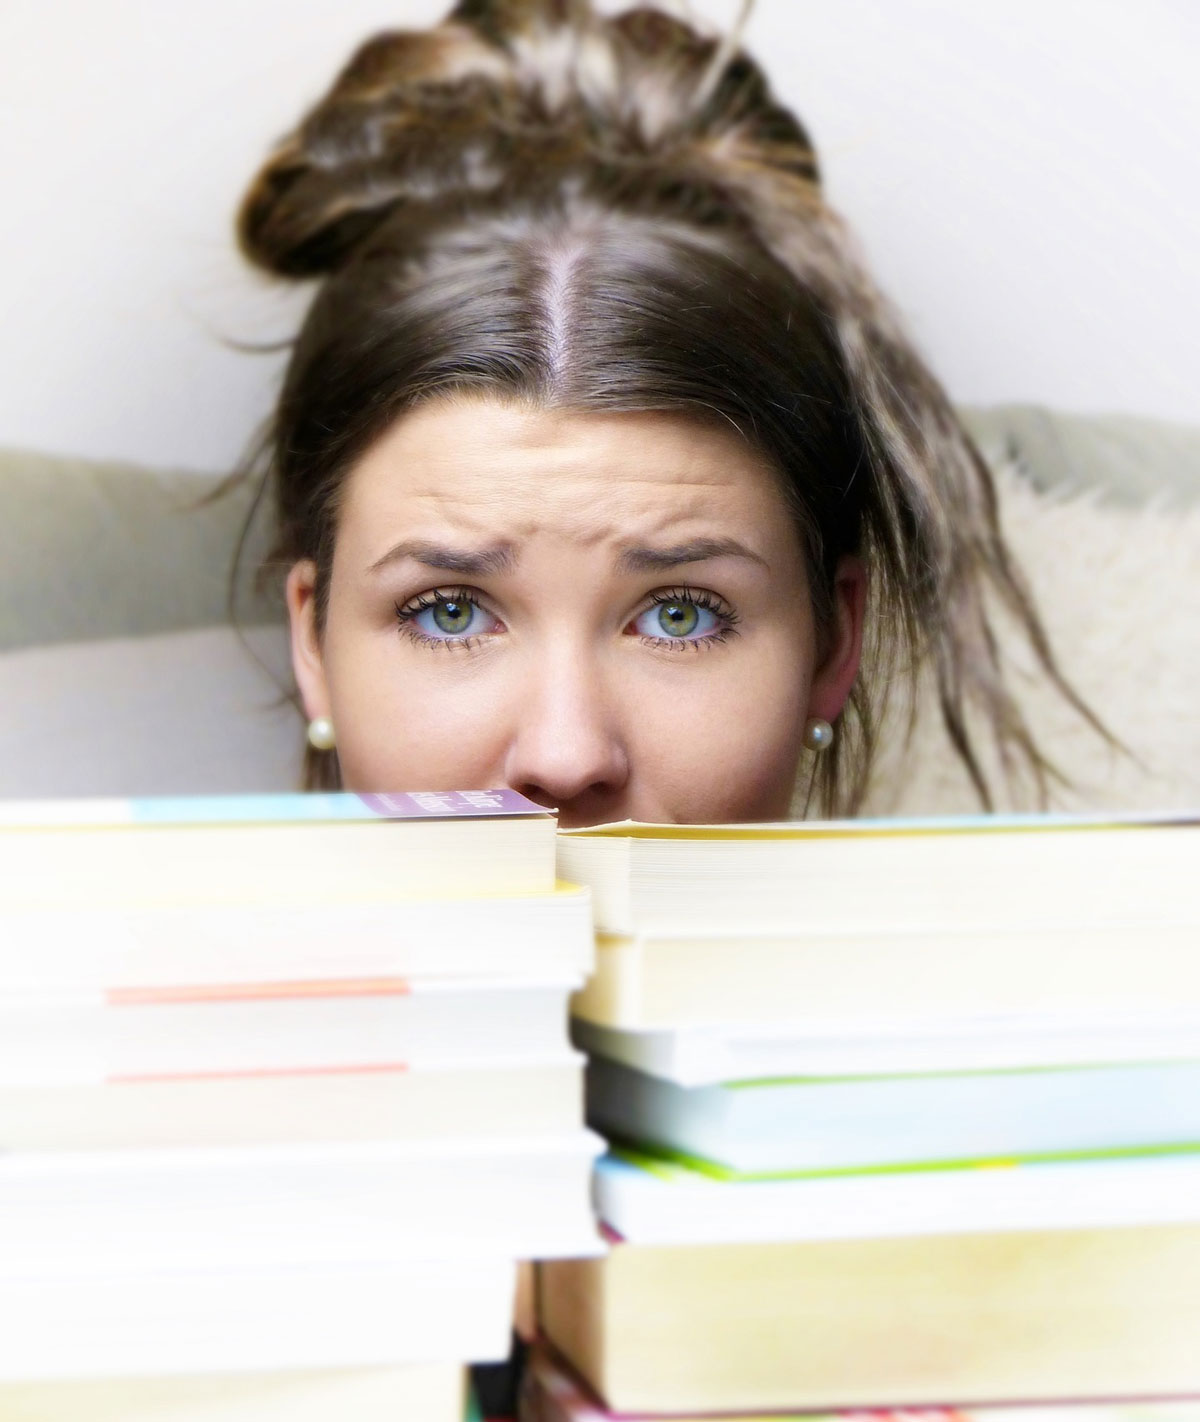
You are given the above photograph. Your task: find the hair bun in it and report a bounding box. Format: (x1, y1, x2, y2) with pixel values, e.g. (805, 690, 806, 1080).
(237, 1, 819, 279)
(237, 21, 508, 277)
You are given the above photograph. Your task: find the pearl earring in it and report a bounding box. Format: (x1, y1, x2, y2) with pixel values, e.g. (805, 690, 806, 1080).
(803, 717, 834, 752)
(307, 716, 336, 752)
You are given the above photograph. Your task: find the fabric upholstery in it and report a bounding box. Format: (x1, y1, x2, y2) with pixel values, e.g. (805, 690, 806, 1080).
(0, 625, 298, 797)
(857, 456, 1200, 817)
(0, 451, 278, 653)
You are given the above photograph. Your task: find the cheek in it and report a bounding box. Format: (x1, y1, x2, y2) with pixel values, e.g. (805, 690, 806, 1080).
(322, 629, 516, 793)
(624, 640, 813, 821)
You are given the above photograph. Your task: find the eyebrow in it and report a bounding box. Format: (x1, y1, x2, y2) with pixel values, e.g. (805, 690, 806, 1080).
(616, 537, 769, 574)
(367, 539, 517, 577)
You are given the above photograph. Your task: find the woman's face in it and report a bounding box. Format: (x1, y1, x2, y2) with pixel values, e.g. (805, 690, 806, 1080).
(287, 397, 864, 827)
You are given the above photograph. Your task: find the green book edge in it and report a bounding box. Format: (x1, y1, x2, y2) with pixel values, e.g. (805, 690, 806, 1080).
(724, 1058, 1200, 1088)
(608, 1137, 1200, 1184)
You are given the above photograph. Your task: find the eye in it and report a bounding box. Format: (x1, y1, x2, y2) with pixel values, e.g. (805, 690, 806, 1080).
(629, 589, 736, 647)
(395, 589, 503, 646)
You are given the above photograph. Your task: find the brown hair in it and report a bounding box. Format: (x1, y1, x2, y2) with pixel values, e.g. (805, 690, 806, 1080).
(234, 0, 1105, 813)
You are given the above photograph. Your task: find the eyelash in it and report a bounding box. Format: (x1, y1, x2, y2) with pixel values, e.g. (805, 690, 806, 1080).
(394, 586, 497, 651)
(393, 584, 741, 651)
(634, 586, 740, 652)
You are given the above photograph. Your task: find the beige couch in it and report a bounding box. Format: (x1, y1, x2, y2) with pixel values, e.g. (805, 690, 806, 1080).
(1, 406, 1197, 812)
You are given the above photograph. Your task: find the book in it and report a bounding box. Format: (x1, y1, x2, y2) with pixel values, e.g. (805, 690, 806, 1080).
(1, 1257, 512, 1380)
(1, 977, 580, 1081)
(521, 1346, 1200, 1421)
(586, 1055, 1200, 1177)
(538, 1214, 1200, 1411)
(571, 1013, 1200, 1084)
(0, 1362, 467, 1422)
(556, 812, 1200, 937)
(589, 1148, 1200, 1244)
(0, 1133, 605, 1277)
(1, 790, 555, 909)
(569, 924, 1200, 1033)
(0, 882, 593, 993)
(0, 1055, 583, 1150)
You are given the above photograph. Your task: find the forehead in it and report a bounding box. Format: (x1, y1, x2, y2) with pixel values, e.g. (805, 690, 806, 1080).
(337, 397, 796, 556)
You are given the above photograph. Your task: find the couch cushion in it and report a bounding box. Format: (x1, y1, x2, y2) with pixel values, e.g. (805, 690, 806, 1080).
(0, 624, 298, 798)
(858, 456, 1200, 817)
(0, 449, 280, 653)
(960, 405, 1200, 508)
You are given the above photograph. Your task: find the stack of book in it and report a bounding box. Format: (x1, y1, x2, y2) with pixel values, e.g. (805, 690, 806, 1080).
(539, 812, 1200, 1415)
(0, 789, 602, 1419)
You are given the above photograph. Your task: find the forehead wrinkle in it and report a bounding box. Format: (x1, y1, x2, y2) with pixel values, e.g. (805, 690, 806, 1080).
(395, 477, 733, 546)
(511, 497, 740, 554)
(345, 410, 788, 569)
(400, 471, 735, 508)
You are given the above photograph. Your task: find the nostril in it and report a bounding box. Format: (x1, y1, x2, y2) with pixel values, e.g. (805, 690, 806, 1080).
(514, 783, 560, 813)
(504, 681, 630, 817)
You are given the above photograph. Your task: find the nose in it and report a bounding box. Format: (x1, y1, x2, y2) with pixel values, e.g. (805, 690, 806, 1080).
(503, 648, 630, 822)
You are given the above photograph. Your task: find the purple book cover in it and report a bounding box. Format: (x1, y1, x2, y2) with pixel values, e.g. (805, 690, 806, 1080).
(356, 789, 550, 819)
(0, 790, 551, 828)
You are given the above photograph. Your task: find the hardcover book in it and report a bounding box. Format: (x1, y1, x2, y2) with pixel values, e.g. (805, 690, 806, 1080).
(557, 811, 1200, 937)
(586, 1054, 1200, 1177)
(2, 790, 556, 909)
(522, 1346, 1200, 1422)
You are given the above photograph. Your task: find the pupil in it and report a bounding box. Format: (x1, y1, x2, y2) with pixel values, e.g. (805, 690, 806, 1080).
(434, 600, 471, 634)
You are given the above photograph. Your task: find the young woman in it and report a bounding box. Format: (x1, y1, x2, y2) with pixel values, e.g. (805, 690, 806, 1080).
(234, 0, 1100, 827)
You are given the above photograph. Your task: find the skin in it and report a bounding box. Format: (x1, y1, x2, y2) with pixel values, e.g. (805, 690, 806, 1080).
(287, 397, 865, 828)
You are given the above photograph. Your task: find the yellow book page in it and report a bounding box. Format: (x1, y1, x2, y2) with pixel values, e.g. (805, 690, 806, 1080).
(0, 1365, 466, 1422)
(558, 809, 1198, 840)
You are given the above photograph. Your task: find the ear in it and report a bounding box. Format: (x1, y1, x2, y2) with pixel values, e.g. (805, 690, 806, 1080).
(285, 559, 332, 722)
(807, 555, 866, 723)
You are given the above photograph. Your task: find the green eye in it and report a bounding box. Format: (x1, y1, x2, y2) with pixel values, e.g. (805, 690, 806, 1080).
(632, 595, 726, 644)
(398, 589, 502, 645)
(433, 599, 473, 635)
(657, 601, 700, 637)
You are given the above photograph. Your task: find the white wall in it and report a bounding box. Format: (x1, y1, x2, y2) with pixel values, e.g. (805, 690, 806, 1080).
(0, 0, 1195, 473)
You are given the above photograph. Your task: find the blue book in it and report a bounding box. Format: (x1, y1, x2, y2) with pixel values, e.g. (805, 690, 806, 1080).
(588, 1054, 1200, 1179)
